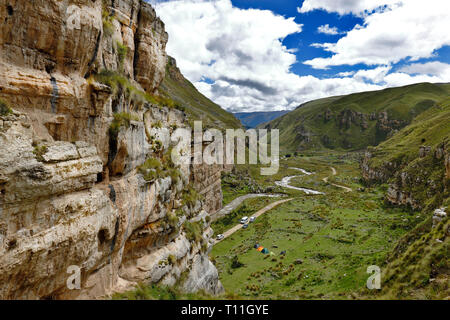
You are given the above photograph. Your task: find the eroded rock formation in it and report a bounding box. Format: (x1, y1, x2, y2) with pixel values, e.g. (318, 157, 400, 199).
(0, 0, 224, 299)
(362, 143, 449, 210)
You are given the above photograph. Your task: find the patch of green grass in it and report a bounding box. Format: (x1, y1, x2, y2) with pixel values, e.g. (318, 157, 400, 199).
(112, 283, 216, 300)
(359, 216, 449, 300)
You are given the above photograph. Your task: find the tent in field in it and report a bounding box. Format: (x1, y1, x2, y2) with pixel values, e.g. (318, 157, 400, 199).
(254, 244, 270, 255)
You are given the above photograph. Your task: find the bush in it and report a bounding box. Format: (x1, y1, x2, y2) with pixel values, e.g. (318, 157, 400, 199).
(167, 211, 179, 229)
(153, 120, 163, 129)
(184, 221, 203, 243)
(0, 99, 12, 116)
(168, 254, 176, 265)
(33, 145, 48, 162)
(182, 187, 201, 208)
(231, 255, 244, 269)
(138, 157, 162, 182)
(102, 10, 114, 37)
(116, 41, 128, 66)
(109, 112, 138, 142)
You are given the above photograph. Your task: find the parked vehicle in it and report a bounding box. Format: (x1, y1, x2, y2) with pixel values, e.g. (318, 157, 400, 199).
(240, 216, 249, 224)
(249, 217, 256, 223)
(242, 223, 249, 229)
(216, 234, 224, 240)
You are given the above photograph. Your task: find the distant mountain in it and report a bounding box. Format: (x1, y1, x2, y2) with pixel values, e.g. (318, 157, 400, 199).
(234, 111, 289, 128)
(260, 82, 450, 152)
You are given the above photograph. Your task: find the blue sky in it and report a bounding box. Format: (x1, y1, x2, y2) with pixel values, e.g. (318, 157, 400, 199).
(150, 0, 450, 112)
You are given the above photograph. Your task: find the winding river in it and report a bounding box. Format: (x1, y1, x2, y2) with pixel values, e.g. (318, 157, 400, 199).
(275, 167, 324, 195)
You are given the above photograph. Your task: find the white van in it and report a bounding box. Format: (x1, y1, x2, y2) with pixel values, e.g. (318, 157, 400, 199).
(240, 216, 249, 224)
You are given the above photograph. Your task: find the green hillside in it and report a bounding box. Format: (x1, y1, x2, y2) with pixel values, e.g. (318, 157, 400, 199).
(161, 57, 241, 129)
(261, 83, 450, 152)
(364, 97, 450, 210)
(358, 97, 449, 299)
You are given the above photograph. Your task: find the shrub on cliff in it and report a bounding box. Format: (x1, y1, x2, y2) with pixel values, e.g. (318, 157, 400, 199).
(94, 70, 179, 109)
(0, 99, 12, 116)
(182, 187, 201, 208)
(116, 41, 128, 67)
(138, 157, 162, 182)
(102, 9, 114, 37)
(108, 112, 139, 145)
(184, 221, 203, 243)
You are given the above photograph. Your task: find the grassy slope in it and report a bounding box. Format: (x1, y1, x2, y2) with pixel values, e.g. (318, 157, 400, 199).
(358, 99, 450, 299)
(362, 216, 449, 299)
(366, 97, 450, 210)
(368, 97, 450, 168)
(262, 83, 450, 152)
(161, 57, 241, 129)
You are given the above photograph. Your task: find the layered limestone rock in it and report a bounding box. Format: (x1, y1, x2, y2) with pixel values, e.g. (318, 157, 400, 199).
(0, 0, 224, 299)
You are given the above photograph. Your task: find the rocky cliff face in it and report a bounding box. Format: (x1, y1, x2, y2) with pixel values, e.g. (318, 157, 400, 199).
(362, 142, 449, 210)
(0, 0, 224, 299)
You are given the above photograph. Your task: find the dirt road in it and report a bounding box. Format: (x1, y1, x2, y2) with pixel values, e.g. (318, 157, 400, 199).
(322, 166, 352, 192)
(211, 193, 284, 222)
(215, 198, 293, 242)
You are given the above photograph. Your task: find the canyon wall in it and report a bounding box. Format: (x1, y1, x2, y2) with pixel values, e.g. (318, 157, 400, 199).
(362, 143, 449, 210)
(0, 0, 224, 299)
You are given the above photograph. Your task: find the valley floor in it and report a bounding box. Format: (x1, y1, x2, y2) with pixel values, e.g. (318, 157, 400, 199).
(211, 153, 423, 299)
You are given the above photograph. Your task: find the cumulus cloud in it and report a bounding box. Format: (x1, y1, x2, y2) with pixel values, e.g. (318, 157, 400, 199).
(398, 61, 450, 77)
(153, 0, 392, 111)
(353, 65, 392, 83)
(298, 0, 400, 16)
(337, 71, 356, 77)
(304, 0, 450, 69)
(152, 0, 450, 112)
(317, 24, 342, 35)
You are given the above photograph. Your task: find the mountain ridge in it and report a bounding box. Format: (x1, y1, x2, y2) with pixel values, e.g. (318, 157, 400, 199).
(260, 82, 450, 152)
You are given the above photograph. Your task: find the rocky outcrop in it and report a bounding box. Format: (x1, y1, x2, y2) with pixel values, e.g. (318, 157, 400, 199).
(134, 2, 168, 94)
(362, 143, 449, 210)
(0, 0, 224, 299)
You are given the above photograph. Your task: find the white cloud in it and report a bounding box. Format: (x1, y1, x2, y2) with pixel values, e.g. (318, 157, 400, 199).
(153, 0, 450, 112)
(317, 24, 342, 35)
(298, 0, 400, 16)
(155, 0, 302, 82)
(383, 72, 442, 87)
(398, 61, 450, 77)
(353, 65, 391, 83)
(153, 0, 393, 112)
(304, 0, 450, 69)
(337, 71, 355, 77)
